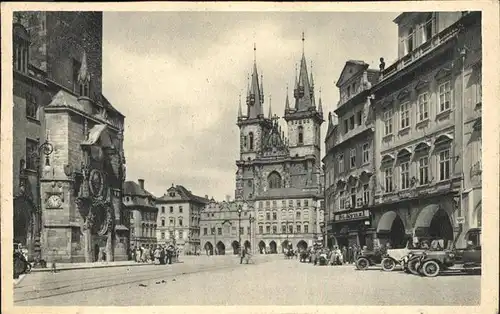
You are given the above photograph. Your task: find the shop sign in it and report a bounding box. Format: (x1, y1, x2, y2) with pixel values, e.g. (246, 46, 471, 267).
(334, 209, 370, 222)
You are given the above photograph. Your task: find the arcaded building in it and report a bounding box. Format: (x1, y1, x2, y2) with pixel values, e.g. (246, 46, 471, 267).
(12, 12, 128, 263)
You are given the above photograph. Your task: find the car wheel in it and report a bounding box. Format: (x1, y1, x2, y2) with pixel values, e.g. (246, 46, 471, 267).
(422, 260, 440, 277)
(356, 257, 369, 270)
(408, 258, 420, 275)
(381, 257, 396, 272)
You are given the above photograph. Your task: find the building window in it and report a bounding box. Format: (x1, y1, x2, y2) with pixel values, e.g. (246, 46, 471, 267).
(347, 86, 351, 98)
(439, 149, 451, 181)
(338, 154, 344, 173)
(384, 168, 393, 192)
(401, 162, 410, 190)
(405, 27, 414, 54)
(400, 102, 410, 129)
(343, 119, 349, 134)
(268, 171, 282, 189)
(243, 136, 247, 148)
(25, 138, 38, 171)
(203, 228, 207, 235)
(296, 225, 302, 233)
(272, 212, 277, 220)
(169, 206, 173, 213)
(169, 217, 174, 226)
(14, 37, 29, 73)
(269, 225, 275, 234)
(281, 200, 286, 207)
(304, 225, 309, 233)
(350, 187, 356, 208)
(419, 156, 429, 185)
(161, 232, 165, 239)
(265, 200, 270, 207)
(288, 225, 293, 234)
(350, 148, 356, 168)
(161, 218, 165, 227)
(281, 224, 286, 233)
(258, 201, 262, 209)
(265, 226, 270, 234)
(418, 93, 429, 121)
(249, 132, 254, 150)
(288, 200, 293, 207)
(25, 93, 38, 120)
(298, 126, 304, 145)
(161, 206, 165, 214)
(438, 81, 451, 112)
(362, 143, 370, 164)
(266, 212, 271, 220)
(349, 116, 355, 130)
(169, 231, 174, 239)
(296, 211, 301, 219)
(169, 192, 175, 197)
(296, 200, 301, 207)
(179, 206, 183, 213)
(383, 109, 393, 136)
(363, 184, 370, 205)
(339, 191, 345, 210)
(259, 226, 263, 234)
(217, 228, 222, 235)
(422, 14, 434, 43)
(272, 200, 277, 207)
(357, 111, 362, 126)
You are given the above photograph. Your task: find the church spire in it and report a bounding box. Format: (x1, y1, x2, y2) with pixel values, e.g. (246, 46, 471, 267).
(238, 93, 243, 118)
(318, 88, 323, 114)
(310, 61, 314, 89)
(268, 95, 272, 119)
(246, 44, 264, 119)
(285, 85, 290, 111)
(293, 32, 313, 111)
(78, 50, 90, 84)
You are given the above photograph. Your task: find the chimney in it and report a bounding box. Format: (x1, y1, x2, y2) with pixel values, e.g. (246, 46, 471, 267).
(138, 179, 145, 190)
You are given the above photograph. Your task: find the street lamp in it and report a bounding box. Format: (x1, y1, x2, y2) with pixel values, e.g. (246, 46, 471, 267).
(248, 214, 255, 254)
(23, 136, 54, 268)
(237, 206, 242, 254)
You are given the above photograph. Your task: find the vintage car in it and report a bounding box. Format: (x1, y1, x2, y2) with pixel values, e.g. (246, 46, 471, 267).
(355, 249, 386, 270)
(381, 240, 428, 272)
(416, 228, 481, 277)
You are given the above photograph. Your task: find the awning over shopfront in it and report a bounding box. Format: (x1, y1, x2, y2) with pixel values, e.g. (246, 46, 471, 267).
(413, 204, 440, 234)
(376, 211, 398, 233)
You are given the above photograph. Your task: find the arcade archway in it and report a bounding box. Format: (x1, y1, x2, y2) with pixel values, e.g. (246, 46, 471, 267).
(281, 240, 290, 253)
(376, 211, 407, 248)
(231, 241, 240, 255)
(258, 241, 266, 254)
(414, 205, 454, 247)
(216, 241, 225, 255)
(204, 242, 214, 255)
(297, 240, 308, 251)
(269, 241, 277, 254)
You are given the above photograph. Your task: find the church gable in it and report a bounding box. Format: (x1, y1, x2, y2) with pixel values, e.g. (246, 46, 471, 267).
(262, 121, 288, 157)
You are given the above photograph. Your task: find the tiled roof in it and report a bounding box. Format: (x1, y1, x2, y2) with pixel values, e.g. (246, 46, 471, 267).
(156, 185, 209, 204)
(123, 181, 154, 198)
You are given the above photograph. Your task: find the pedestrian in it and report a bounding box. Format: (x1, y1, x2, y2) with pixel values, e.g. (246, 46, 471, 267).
(341, 246, 347, 263)
(240, 247, 247, 264)
(50, 249, 57, 273)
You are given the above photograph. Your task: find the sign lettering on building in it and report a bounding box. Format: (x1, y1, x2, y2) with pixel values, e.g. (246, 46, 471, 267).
(334, 210, 369, 222)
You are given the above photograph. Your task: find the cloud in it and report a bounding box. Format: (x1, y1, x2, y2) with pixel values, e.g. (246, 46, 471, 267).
(102, 11, 400, 200)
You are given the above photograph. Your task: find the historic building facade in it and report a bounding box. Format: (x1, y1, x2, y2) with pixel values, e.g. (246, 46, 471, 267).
(124, 179, 157, 249)
(155, 185, 208, 254)
(200, 199, 254, 255)
(13, 12, 128, 263)
(371, 11, 481, 248)
(323, 61, 380, 249)
(234, 41, 324, 253)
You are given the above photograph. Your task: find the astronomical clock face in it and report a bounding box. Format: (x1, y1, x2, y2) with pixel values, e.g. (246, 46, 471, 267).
(89, 169, 105, 197)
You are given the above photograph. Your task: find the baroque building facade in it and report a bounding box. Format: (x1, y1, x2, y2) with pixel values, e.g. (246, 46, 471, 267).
(124, 179, 157, 249)
(371, 11, 481, 248)
(155, 185, 208, 254)
(323, 61, 380, 249)
(233, 41, 324, 253)
(12, 12, 128, 263)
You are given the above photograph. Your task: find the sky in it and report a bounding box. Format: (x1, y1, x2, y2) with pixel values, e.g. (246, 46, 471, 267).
(102, 11, 400, 201)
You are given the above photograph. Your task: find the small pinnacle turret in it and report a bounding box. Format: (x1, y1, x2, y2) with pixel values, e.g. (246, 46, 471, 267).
(268, 95, 272, 119)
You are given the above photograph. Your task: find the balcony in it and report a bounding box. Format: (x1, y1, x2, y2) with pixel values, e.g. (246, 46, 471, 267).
(381, 23, 461, 81)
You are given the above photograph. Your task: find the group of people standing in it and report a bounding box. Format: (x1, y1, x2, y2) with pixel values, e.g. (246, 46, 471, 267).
(130, 245, 178, 265)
